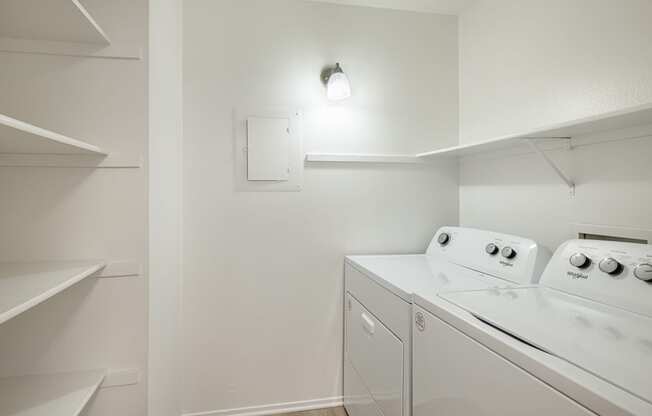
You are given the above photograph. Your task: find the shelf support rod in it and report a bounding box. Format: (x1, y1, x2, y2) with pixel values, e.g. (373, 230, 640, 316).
(526, 139, 576, 195)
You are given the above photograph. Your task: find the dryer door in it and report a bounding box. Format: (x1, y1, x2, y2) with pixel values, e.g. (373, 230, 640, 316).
(346, 294, 404, 416)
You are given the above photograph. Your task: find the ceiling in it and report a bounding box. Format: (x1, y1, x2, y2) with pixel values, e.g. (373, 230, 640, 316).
(303, 0, 476, 15)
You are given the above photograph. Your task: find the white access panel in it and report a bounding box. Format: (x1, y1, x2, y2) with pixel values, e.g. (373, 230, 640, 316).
(247, 117, 290, 181)
(347, 294, 403, 416)
(412, 305, 596, 416)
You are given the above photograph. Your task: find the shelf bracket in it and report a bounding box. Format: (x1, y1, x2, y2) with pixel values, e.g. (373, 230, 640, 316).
(526, 138, 576, 196)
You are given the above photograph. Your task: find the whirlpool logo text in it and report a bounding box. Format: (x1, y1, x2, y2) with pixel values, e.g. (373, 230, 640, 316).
(567, 271, 589, 280)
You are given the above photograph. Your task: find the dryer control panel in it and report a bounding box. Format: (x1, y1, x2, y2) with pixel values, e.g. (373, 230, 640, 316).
(426, 227, 551, 285)
(541, 239, 652, 317)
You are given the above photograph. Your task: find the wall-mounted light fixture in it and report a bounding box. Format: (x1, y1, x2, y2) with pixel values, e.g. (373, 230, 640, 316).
(321, 63, 351, 101)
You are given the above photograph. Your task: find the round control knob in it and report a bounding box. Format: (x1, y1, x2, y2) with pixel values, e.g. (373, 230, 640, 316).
(599, 257, 623, 275)
(501, 246, 517, 259)
(569, 253, 591, 269)
(437, 233, 451, 246)
(634, 263, 652, 282)
(485, 243, 499, 256)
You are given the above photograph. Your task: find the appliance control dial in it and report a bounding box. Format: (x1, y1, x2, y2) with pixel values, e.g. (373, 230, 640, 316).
(599, 257, 623, 275)
(634, 263, 652, 282)
(485, 243, 499, 256)
(569, 253, 591, 269)
(438, 233, 451, 246)
(501, 246, 517, 259)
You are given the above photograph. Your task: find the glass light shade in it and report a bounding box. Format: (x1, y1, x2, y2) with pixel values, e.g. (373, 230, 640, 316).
(327, 71, 352, 101)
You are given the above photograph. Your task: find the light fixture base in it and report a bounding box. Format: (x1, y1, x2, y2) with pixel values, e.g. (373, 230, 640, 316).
(320, 62, 343, 85)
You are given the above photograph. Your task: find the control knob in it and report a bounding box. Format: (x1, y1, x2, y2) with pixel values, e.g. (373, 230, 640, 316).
(599, 257, 623, 275)
(634, 263, 652, 282)
(501, 246, 517, 259)
(485, 243, 499, 256)
(569, 253, 591, 269)
(438, 233, 451, 246)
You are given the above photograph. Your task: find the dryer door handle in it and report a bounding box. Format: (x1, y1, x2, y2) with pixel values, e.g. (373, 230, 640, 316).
(361, 312, 375, 335)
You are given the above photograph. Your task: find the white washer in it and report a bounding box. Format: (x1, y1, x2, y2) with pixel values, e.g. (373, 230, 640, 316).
(344, 226, 550, 416)
(413, 239, 652, 416)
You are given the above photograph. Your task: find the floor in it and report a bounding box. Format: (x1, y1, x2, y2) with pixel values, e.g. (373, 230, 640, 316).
(278, 407, 348, 416)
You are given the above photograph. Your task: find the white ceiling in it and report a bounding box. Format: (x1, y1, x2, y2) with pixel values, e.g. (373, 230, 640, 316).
(303, 0, 475, 15)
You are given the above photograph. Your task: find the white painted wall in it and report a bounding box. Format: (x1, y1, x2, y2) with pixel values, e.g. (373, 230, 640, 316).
(149, 1, 183, 416)
(181, 1, 459, 414)
(0, 1, 148, 415)
(458, 0, 652, 251)
(459, 0, 652, 144)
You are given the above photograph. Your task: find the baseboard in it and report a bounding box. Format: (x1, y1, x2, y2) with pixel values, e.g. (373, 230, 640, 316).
(183, 396, 344, 416)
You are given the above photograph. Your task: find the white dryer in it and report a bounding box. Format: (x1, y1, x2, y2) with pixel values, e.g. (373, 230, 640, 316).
(344, 227, 550, 416)
(413, 239, 652, 416)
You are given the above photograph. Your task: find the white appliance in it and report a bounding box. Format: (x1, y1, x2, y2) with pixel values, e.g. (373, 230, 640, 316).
(413, 239, 652, 416)
(344, 226, 550, 416)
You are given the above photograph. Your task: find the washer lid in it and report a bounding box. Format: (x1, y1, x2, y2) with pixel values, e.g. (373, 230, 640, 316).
(440, 287, 652, 405)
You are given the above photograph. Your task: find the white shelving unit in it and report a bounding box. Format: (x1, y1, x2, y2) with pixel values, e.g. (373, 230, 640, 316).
(305, 153, 426, 164)
(0, 0, 141, 60)
(0, 0, 110, 45)
(0, 2, 140, 412)
(417, 102, 652, 159)
(0, 114, 106, 155)
(0, 370, 105, 416)
(306, 103, 652, 194)
(0, 261, 105, 326)
(418, 103, 652, 193)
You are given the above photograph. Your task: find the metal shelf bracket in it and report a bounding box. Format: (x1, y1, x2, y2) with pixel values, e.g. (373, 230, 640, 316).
(526, 138, 576, 196)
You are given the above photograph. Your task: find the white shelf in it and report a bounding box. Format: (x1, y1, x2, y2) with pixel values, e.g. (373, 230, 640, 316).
(0, 114, 106, 156)
(0, 0, 110, 45)
(0, 261, 105, 326)
(0, 370, 105, 416)
(305, 153, 427, 164)
(417, 102, 652, 159)
(414, 103, 652, 194)
(307, 103, 652, 165)
(304, 104, 652, 194)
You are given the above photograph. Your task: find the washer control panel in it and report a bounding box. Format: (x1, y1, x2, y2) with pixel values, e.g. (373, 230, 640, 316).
(426, 227, 551, 284)
(501, 246, 518, 260)
(569, 252, 592, 269)
(437, 232, 451, 246)
(634, 263, 652, 281)
(485, 243, 499, 256)
(542, 240, 652, 317)
(598, 257, 623, 275)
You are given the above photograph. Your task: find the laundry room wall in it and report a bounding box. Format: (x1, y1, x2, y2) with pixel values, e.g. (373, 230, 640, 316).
(181, 1, 459, 415)
(0, 1, 148, 416)
(457, 0, 652, 251)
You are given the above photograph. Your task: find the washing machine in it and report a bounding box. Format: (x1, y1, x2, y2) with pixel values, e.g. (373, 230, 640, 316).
(413, 239, 652, 416)
(343, 226, 550, 416)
